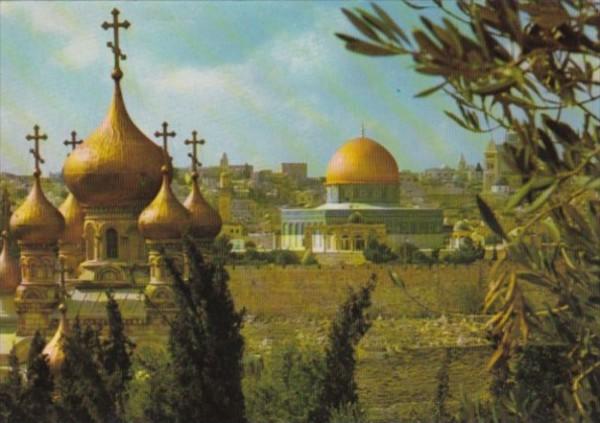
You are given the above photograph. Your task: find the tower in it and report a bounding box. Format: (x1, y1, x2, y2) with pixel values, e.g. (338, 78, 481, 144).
(219, 164, 233, 224)
(483, 140, 499, 192)
(62, 8, 166, 286)
(183, 131, 222, 254)
(139, 123, 190, 324)
(10, 125, 65, 336)
(58, 131, 85, 279)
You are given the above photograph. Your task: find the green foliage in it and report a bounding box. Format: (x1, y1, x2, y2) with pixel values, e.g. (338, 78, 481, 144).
(339, 0, 600, 419)
(364, 237, 397, 263)
(22, 331, 54, 423)
(433, 348, 452, 423)
(444, 238, 485, 265)
(213, 234, 234, 263)
(0, 347, 28, 423)
(245, 344, 324, 423)
(162, 239, 247, 423)
(309, 277, 376, 423)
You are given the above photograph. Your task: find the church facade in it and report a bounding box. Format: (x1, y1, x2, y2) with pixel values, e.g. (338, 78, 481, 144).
(281, 136, 445, 254)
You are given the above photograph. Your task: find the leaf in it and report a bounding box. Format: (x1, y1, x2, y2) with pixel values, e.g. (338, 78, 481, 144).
(388, 270, 405, 289)
(472, 78, 515, 95)
(444, 111, 470, 129)
(413, 29, 444, 60)
(542, 114, 578, 145)
(476, 195, 507, 240)
(522, 182, 558, 214)
(342, 8, 381, 43)
(335, 34, 400, 56)
(414, 81, 447, 98)
(505, 176, 554, 211)
(372, 3, 410, 44)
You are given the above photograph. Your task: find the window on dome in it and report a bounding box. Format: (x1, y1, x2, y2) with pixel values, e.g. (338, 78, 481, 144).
(106, 228, 119, 259)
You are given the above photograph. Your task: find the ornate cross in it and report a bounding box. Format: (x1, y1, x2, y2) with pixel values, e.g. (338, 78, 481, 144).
(64, 130, 83, 151)
(101, 8, 130, 80)
(154, 122, 176, 154)
(26, 125, 47, 173)
(361, 122, 365, 138)
(185, 130, 205, 172)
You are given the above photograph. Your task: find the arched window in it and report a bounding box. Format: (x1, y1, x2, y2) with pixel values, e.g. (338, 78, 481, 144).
(355, 236, 365, 251)
(106, 228, 119, 259)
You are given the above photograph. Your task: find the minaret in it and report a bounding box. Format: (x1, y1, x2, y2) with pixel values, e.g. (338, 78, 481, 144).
(138, 122, 190, 324)
(10, 125, 65, 336)
(58, 131, 85, 279)
(219, 160, 233, 224)
(183, 131, 222, 255)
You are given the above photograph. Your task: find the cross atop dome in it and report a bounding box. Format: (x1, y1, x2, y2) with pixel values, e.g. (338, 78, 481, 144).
(64, 130, 83, 152)
(26, 125, 47, 175)
(185, 130, 205, 174)
(102, 8, 131, 81)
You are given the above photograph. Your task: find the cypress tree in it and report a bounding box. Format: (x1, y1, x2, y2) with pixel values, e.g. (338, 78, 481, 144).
(164, 239, 246, 423)
(308, 277, 376, 423)
(22, 331, 54, 423)
(102, 290, 134, 417)
(0, 347, 26, 423)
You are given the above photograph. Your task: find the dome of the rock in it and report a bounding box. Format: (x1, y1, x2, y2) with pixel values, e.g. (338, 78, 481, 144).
(326, 136, 399, 185)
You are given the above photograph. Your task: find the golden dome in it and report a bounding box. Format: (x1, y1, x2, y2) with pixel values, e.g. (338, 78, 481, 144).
(325, 136, 399, 185)
(184, 173, 222, 240)
(10, 174, 65, 244)
(0, 231, 20, 293)
(59, 193, 84, 244)
(138, 167, 190, 240)
(43, 304, 68, 377)
(63, 82, 166, 209)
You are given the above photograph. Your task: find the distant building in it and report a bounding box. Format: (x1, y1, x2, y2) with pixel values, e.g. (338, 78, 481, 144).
(281, 162, 308, 184)
(281, 135, 445, 255)
(483, 135, 520, 193)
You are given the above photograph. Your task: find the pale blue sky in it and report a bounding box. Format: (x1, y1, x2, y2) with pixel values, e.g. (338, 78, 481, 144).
(0, 1, 494, 177)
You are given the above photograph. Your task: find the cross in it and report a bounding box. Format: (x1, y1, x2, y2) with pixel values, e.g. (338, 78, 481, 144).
(154, 122, 176, 154)
(64, 130, 83, 151)
(101, 8, 131, 80)
(26, 125, 47, 173)
(185, 130, 205, 173)
(361, 122, 365, 138)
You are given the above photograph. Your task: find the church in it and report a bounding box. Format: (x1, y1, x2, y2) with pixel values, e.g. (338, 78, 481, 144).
(280, 135, 445, 257)
(0, 9, 222, 361)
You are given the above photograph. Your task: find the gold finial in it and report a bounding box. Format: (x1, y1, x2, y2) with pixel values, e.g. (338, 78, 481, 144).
(185, 130, 205, 175)
(63, 130, 83, 152)
(361, 122, 365, 138)
(26, 125, 47, 175)
(154, 121, 176, 155)
(101, 8, 131, 81)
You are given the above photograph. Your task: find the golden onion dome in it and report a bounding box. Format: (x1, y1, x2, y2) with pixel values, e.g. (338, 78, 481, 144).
(59, 193, 84, 244)
(184, 173, 222, 240)
(10, 173, 65, 244)
(43, 304, 68, 377)
(62, 82, 166, 209)
(0, 231, 20, 293)
(325, 136, 399, 185)
(138, 166, 190, 240)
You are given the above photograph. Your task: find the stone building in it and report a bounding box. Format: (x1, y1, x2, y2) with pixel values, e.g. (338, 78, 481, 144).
(281, 135, 445, 255)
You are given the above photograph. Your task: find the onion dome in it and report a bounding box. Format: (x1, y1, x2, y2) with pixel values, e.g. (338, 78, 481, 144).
(10, 173, 65, 244)
(0, 231, 20, 293)
(326, 136, 399, 185)
(138, 166, 190, 240)
(62, 82, 166, 209)
(43, 303, 68, 376)
(59, 193, 84, 244)
(184, 172, 222, 240)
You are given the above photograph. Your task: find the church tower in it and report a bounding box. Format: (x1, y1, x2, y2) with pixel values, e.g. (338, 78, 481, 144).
(62, 8, 166, 286)
(183, 131, 222, 254)
(483, 140, 499, 192)
(10, 125, 66, 336)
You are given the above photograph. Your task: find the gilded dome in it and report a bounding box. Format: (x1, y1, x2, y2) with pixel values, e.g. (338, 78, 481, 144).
(63, 82, 166, 209)
(138, 167, 190, 240)
(59, 193, 84, 244)
(43, 304, 68, 376)
(10, 175, 65, 244)
(0, 231, 20, 293)
(325, 136, 399, 185)
(184, 174, 222, 240)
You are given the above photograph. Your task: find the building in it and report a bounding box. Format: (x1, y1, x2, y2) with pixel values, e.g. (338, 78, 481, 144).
(483, 136, 520, 193)
(281, 162, 308, 184)
(1, 9, 222, 360)
(280, 135, 445, 256)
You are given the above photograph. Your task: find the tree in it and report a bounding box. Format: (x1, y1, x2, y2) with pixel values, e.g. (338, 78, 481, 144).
(102, 290, 135, 417)
(337, 1, 600, 419)
(21, 331, 54, 423)
(0, 347, 26, 423)
(363, 236, 396, 263)
(163, 239, 247, 423)
(308, 276, 376, 423)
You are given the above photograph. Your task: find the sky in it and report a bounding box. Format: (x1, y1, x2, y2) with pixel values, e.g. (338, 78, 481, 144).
(0, 1, 497, 178)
